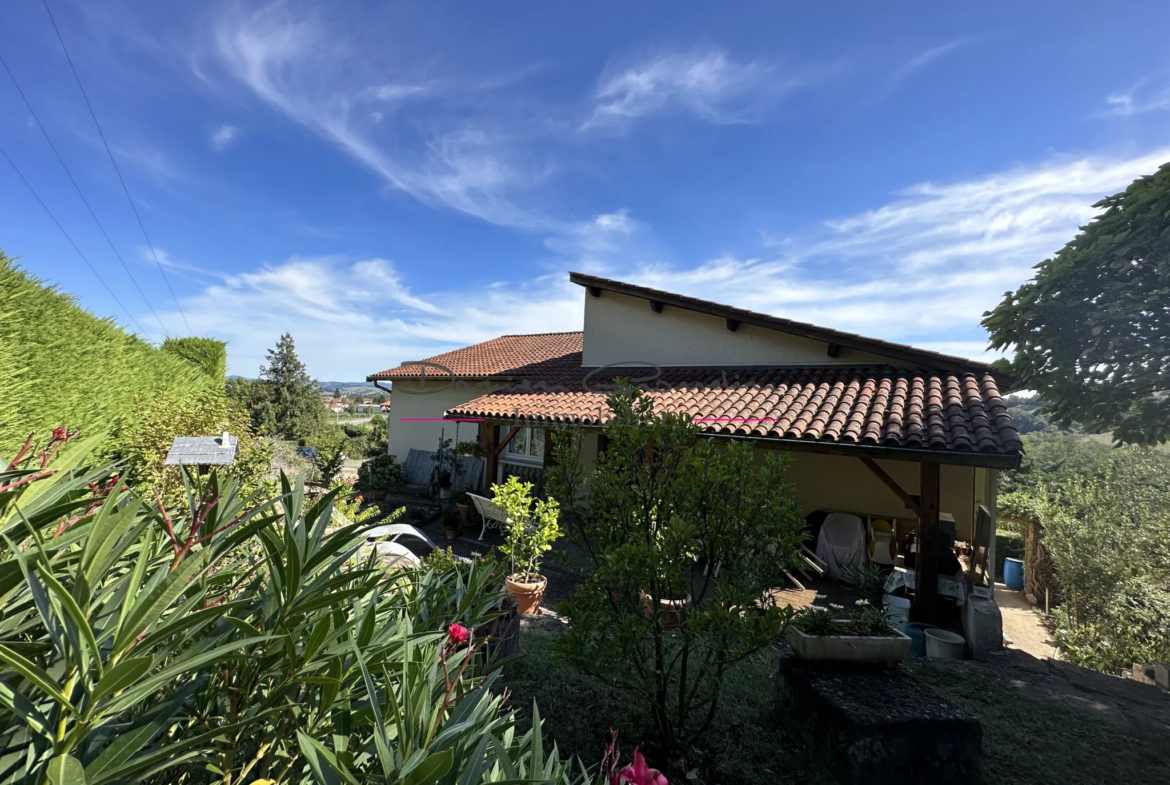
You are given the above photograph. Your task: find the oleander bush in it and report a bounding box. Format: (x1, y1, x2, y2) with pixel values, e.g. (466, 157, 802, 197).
(0, 434, 610, 785)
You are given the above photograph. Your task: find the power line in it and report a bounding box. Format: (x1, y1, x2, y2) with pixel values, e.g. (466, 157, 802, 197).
(0, 52, 170, 337)
(1, 144, 146, 335)
(41, 0, 192, 335)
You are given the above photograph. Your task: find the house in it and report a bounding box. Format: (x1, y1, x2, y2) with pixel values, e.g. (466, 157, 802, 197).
(380, 401, 392, 413)
(367, 272, 1021, 617)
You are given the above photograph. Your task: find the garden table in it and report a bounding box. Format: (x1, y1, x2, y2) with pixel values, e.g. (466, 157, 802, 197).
(884, 566, 968, 606)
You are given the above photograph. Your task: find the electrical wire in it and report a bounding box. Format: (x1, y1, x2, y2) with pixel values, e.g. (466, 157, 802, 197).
(0, 52, 170, 337)
(1, 144, 146, 335)
(41, 0, 192, 335)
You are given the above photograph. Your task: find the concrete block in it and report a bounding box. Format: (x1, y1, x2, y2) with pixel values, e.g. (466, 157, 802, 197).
(1154, 663, 1169, 690)
(962, 594, 1003, 661)
(777, 656, 982, 785)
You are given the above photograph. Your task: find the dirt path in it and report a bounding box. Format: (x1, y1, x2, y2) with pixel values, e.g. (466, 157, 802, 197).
(995, 582, 1058, 660)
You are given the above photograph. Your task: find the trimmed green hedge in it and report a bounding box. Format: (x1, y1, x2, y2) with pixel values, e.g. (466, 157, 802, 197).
(0, 252, 222, 457)
(162, 336, 227, 379)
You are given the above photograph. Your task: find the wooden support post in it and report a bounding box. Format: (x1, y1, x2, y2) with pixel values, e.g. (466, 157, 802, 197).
(913, 462, 941, 623)
(484, 423, 501, 493)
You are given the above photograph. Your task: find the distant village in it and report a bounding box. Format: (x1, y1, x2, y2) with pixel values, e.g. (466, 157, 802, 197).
(319, 389, 391, 415)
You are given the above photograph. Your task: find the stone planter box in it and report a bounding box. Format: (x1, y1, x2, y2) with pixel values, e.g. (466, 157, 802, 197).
(787, 623, 911, 667)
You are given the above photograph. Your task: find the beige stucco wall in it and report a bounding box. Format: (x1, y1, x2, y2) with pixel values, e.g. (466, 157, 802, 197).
(754, 449, 980, 542)
(582, 290, 900, 369)
(385, 378, 511, 462)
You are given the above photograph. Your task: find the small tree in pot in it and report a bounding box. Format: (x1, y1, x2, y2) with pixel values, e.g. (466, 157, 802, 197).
(493, 475, 562, 614)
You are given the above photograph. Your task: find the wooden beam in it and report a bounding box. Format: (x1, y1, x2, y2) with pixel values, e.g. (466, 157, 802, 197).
(860, 457, 920, 514)
(587, 285, 602, 298)
(913, 462, 941, 623)
(492, 426, 522, 458)
(649, 300, 664, 313)
(725, 317, 740, 332)
(484, 423, 500, 491)
(827, 343, 840, 358)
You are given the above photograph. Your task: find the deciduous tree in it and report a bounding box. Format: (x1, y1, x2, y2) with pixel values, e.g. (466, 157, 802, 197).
(983, 162, 1170, 445)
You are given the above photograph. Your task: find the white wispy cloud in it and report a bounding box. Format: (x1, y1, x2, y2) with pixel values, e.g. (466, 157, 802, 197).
(625, 148, 1170, 360)
(890, 38, 973, 84)
(212, 124, 240, 149)
(1102, 76, 1170, 116)
(582, 49, 781, 131)
(209, 2, 550, 229)
(153, 147, 1170, 375)
(155, 256, 582, 379)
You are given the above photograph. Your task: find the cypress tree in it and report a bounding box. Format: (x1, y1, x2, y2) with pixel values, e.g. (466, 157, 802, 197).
(259, 334, 325, 439)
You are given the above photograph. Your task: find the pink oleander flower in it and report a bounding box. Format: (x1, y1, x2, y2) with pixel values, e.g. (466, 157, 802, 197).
(618, 749, 668, 785)
(447, 622, 469, 646)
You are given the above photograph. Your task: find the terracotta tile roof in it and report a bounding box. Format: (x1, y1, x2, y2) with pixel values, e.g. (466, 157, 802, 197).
(447, 362, 1023, 467)
(367, 332, 583, 380)
(571, 272, 1003, 378)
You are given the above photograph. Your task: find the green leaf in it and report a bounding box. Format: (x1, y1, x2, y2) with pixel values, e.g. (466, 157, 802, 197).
(46, 753, 85, 785)
(37, 566, 102, 679)
(91, 656, 151, 704)
(114, 552, 207, 653)
(0, 678, 51, 737)
(403, 750, 453, 785)
(0, 643, 73, 708)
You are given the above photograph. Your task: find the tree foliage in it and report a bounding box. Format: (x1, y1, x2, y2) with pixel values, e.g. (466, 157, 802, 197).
(260, 334, 327, 440)
(999, 431, 1170, 672)
(547, 385, 803, 761)
(982, 162, 1170, 445)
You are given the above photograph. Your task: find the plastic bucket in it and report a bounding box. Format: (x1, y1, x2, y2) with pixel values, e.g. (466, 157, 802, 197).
(925, 628, 966, 659)
(882, 594, 911, 634)
(905, 622, 937, 657)
(1004, 557, 1025, 590)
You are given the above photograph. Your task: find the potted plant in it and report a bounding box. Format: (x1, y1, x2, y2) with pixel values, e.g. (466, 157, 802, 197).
(432, 437, 457, 499)
(454, 490, 472, 525)
(442, 505, 461, 540)
(493, 476, 562, 615)
(787, 601, 911, 667)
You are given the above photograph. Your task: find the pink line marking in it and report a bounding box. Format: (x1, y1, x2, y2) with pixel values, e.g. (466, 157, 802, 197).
(399, 418, 484, 422)
(694, 417, 778, 422)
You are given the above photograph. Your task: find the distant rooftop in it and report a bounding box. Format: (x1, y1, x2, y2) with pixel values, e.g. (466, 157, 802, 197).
(165, 434, 238, 466)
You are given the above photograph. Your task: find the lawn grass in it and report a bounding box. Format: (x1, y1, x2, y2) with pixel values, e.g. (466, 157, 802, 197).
(906, 660, 1170, 785)
(509, 628, 1170, 785)
(506, 628, 829, 785)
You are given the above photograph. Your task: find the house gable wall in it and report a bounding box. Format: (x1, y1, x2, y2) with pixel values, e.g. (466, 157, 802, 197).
(582, 290, 905, 368)
(386, 378, 512, 462)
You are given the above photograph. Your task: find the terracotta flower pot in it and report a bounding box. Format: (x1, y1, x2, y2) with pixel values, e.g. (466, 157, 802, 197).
(457, 503, 470, 524)
(371, 488, 387, 502)
(640, 590, 691, 630)
(505, 573, 548, 616)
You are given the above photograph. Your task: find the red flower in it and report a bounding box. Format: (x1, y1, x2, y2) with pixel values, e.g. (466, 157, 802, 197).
(447, 623, 470, 646)
(618, 749, 668, 785)
(52, 428, 64, 440)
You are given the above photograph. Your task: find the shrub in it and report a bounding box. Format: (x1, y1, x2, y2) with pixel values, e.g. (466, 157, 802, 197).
(1004, 434, 1170, 671)
(547, 384, 803, 761)
(0, 441, 593, 785)
(492, 476, 562, 581)
(356, 453, 407, 493)
(105, 385, 273, 503)
(0, 252, 221, 458)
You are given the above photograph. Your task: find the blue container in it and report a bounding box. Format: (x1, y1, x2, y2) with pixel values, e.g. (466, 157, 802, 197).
(906, 622, 937, 657)
(1004, 557, 1025, 590)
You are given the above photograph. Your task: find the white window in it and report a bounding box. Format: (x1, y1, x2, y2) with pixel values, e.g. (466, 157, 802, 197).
(504, 427, 544, 462)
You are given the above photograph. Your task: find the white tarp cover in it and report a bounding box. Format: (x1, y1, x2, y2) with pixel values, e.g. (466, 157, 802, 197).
(815, 512, 868, 579)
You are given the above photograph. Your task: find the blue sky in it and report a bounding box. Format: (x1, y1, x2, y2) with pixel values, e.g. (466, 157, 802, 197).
(3, 1, 1169, 380)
